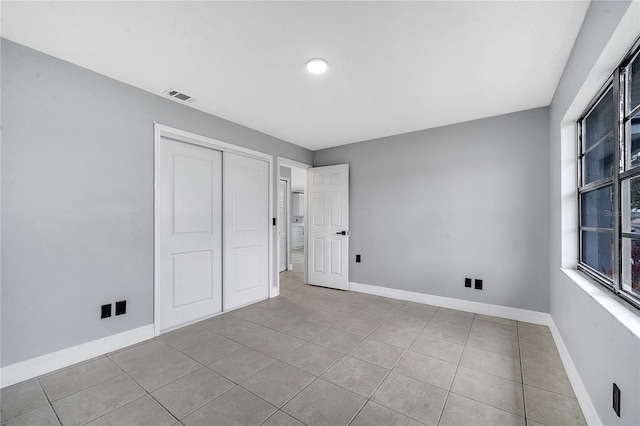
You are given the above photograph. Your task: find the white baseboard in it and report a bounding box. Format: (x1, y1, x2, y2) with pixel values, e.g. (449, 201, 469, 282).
(548, 320, 601, 426)
(349, 282, 551, 325)
(349, 281, 599, 425)
(1, 324, 154, 388)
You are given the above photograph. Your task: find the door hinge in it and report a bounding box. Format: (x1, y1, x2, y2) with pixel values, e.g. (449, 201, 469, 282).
(273, 218, 276, 226)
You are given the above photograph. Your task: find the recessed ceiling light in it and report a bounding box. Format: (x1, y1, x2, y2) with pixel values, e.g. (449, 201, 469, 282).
(306, 58, 328, 74)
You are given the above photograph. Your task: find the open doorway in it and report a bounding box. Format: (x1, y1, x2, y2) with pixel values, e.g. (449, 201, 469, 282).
(277, 159, 309, 293)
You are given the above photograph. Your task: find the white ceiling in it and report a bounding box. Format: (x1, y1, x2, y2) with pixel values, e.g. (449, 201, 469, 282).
(1, 1, 590, 150)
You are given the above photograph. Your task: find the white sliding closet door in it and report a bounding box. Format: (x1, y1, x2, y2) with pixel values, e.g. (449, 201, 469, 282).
(223, 152, 270, 310)
(158, 138, 222, 333)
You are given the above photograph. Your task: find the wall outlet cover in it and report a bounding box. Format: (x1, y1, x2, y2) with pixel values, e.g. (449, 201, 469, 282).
(475, 279, 483, 290)
(101, 304, 112, 319)
(465, 278, 472, 287)
(613, 383, 621, 417)
(115, 300, 126, 316)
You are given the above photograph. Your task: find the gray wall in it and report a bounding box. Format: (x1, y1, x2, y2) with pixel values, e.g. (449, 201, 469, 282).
(279, 166, 292, 180)
(1, 39, 312, 366)
(549, 1, 639, 425)
(314, 108, 550, 312)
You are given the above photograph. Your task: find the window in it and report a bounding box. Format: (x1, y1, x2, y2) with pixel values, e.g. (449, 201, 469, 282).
(578, 38, 640, 309)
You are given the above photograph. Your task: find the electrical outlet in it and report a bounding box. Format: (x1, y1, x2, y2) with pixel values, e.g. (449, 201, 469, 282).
(465, 278, 472, 288)
(613, 383, 621, 417)
(356, 254, 361, 263)
(101, 304, 112, 319)
(475, 279, 483, 290)
(115, 300, 126, 316)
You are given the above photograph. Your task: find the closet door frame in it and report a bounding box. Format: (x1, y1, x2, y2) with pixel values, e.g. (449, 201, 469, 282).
(153, 123, 274, 336)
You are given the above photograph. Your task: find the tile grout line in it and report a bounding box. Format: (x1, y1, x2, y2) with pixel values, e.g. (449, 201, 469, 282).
(347, 305, 442, 426)
(116, 345, 211, 424)
(35, 377, 63, 426)
(442, 317, 530, 422)
(78, 394, 169, 426)
(202, 304, 370, 425)
(434, 311, 477, 426)
(270, 301, 406, 426)
(517, 323, 529, 426)
(345, 301, 411, 426)
(244, 290, 408, 426)
(33, 355, 131, 425)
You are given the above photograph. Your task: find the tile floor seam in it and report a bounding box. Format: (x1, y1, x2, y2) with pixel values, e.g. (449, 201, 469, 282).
(349, 307, 444, 426)
(141, 390, 182, 424)
(516, 322, 529, 426)
(446, 390, 528, 422)
(117, 359, 213, 422)
(276, 343, 345, 378)
(207, 351, 278, 385)
(122, 350, 208, 393)
(281, 290, 400, 425)
(257, 409, 307, 426)
(37, 360, 125, 404)
(2, 382, 51, 423)
(178, 335, 246, 365)
(349, 401, 430, 426)
(34, 378, 62, 426)
(521, 382, 580, 400)
(168, 383, 238, 422)
(46, 372, 129, 404)
(338, 316, 411, 426)
(344, 398, 368, 426)
(50, 374, 147, 426)
(75, 394, 163, 426)
(445, 386, 525, 420)
(436, 391, 452, 425)
(436, 317, 468, 426)
(239, 373, 314, 414)
(389, 367, 454, 393)
(291, 376, 369, 426)
(457, 346, 523, 384)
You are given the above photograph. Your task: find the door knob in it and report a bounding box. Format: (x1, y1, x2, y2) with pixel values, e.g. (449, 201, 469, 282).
(335, 231, 349, 235)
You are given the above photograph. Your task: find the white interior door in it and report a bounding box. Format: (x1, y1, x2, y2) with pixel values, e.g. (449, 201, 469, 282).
(159, 138, 222, 333)
(306, 164, 349, 290)
(224, 152, 270, 310)
(278, 179, 288, 272)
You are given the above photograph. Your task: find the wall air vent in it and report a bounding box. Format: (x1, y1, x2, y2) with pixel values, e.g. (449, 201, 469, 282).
(163, 88, 195, 103)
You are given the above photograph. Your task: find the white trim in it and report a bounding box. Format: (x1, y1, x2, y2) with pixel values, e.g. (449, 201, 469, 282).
(0, 325, 154, 388)
(561, 269, 640, 338)
(278, 157, 312, 171)
(267, 155, 275, 300)
(154, 123, 274, 336)
(548, 318, 601, 426)
(277, 177, 291, 274)
(349, 281, 600, 424)
(155, 123, 273, 162)
(275, 157, 312, 295)
(349, 282, 551, 325)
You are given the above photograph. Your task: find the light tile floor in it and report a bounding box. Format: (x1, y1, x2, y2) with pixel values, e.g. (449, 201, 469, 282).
(1, 270, 586, 425)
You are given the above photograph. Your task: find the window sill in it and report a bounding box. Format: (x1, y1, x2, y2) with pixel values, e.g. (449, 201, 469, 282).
(561, 269, 640, 339)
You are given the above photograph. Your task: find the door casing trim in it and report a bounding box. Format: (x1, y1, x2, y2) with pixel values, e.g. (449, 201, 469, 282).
(276, 157, 312, 296)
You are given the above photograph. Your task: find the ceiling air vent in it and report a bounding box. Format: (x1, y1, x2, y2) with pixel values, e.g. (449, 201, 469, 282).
(164, 88, 195, 103)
